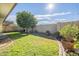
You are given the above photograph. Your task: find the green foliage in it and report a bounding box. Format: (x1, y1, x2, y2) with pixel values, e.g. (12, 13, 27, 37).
(59, 24, 79, 40)
(16, 11, 37, 32)
(66, 52, 79, 56)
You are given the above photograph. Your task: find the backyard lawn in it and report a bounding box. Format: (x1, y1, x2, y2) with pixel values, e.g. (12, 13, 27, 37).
(0, 32, 59, 56)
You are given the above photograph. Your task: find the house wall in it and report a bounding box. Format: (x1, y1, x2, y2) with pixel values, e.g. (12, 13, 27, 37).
(2, 24, 23, 32)
(0, 18, 3, 32)
(34, 21, 79, 33)
(34, 24, 57, 33)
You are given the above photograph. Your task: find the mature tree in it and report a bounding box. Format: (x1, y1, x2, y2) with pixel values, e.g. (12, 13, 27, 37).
(31, 19, 37, 32)
(16, 11, 37, 33)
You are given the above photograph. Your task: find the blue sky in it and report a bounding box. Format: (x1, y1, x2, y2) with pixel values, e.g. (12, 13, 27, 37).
(6, 3, 79, 25)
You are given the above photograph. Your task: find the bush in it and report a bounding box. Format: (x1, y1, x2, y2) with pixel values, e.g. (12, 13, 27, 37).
(46, 30, 51, 36)
(34, 30, 38, 33)
(59, 24, 79, 41)
(76, 33, 79, 40)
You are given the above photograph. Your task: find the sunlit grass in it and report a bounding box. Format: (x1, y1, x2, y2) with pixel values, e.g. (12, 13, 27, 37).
(0, 32, 59, 56)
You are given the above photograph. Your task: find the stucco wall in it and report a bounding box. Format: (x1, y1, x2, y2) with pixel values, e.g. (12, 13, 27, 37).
(34, 24, 57, 33)
(34, 21, 79, 33)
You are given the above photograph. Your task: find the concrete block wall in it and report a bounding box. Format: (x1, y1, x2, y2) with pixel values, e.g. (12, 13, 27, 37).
(34, 21, 79, 34)
(34, 24, 57, 33)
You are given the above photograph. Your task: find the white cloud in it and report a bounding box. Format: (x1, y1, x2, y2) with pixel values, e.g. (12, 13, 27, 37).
(35, 12, 71, 19)
(55, 19, 68, 22)
(35, 12, 71, 23)
(36, 16, 52, 21)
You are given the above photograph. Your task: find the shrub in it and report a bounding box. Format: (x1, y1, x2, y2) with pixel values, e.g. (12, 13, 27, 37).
(75, 32, 79, 41)
(34, 30, 38, 33)
(46, 30, 51, 36)
(59, 24, 79, 41)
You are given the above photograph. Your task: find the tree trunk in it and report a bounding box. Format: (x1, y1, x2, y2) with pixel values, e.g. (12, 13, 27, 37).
(31, 28, 33, 33)
(27, 29, 29, 33)
(25, 28, 28, 33)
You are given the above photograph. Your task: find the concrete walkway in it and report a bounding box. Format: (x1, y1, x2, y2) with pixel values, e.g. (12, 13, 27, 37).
(0, 33, 13, 50)
(56, 40, 66, 56)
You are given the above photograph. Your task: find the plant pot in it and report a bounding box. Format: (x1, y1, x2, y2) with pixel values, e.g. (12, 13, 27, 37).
(61, 39, 74, 52)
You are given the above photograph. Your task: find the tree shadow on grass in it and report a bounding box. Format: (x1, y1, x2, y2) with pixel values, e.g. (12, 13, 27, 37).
(6, 32, 28, 40)
(31, 32, 56, 40)
(3, 31, 56, 41)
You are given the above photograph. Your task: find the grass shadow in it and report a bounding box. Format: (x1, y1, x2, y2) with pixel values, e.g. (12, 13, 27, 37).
(3, 32, 56, 41)
(5, 32, 27, 40)
(32, 32, 56, 40)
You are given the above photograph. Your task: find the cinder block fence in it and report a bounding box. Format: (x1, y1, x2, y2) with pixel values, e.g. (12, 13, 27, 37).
(2, 20, 79, 33)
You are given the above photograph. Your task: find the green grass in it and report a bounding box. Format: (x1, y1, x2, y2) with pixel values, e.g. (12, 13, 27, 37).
(0, 32, 59, 56)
